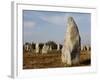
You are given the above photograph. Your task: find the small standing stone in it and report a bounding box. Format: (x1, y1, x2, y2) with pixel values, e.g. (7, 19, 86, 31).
(35, 43, 39, 53)
(42, 44, 48, 54)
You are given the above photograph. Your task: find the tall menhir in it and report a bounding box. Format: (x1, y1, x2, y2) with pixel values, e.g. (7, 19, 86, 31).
(61, 17, 81, 66)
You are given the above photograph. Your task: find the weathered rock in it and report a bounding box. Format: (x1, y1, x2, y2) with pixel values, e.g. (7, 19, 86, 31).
(61, 17, 81, 66)
(35, 43, 39, 53)
(81, 45, 91, 51)
(49, 45, 52, 51)
(24, 44, 32, 52)
(42, 44, 49, 54)
(86, 45, 91, 51)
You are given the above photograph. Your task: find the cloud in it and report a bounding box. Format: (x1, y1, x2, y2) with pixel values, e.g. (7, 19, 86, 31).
(39, 15, 67, 26)
(24, 31, 32, 36)
(23, 20, 37, 37)
(24, 20, 36, 28)
(39, 13, 77, 27)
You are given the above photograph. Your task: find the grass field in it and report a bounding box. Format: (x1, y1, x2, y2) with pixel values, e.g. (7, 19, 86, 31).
(23, 51, 91, 69)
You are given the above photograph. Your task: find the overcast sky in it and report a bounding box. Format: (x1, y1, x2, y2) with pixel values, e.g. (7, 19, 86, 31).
(23, 10, 91, 45)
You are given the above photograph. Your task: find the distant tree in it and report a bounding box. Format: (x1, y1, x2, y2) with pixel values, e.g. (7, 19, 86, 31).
(25, 42, 30, 45)
(39, 43, 44, 49)
(46, 41, 57, 49)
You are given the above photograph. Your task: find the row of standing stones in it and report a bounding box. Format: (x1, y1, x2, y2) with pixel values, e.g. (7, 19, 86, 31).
(23, 43, 90, 54)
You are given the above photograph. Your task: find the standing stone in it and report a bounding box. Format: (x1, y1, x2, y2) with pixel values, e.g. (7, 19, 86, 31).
(49, 45, 52, 51)
(81, 45, 84, 51)
(25, 44, 29, 52)
(86, 45, 91, 51)
(42, 44, 50, 54)
(24, 44, 31, 52)
(42, 44, 47, 54)
(61, 17, 81, 66)
(35, 43, 39, 53)
(83, 46, 87, 51)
